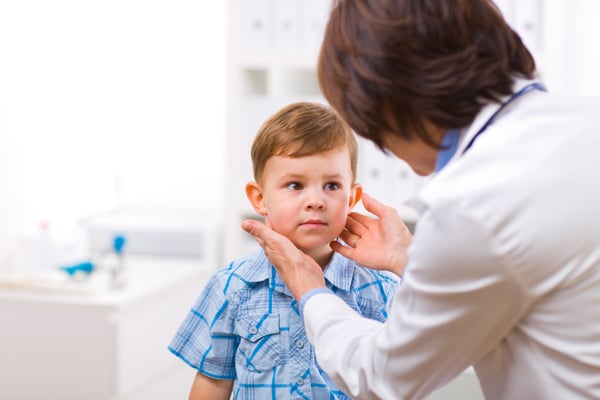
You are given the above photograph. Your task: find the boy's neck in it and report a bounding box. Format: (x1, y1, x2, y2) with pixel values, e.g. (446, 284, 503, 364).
(305, 247, 334, 270)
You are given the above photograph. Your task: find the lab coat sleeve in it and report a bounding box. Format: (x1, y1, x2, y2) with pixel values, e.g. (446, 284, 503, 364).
(303, 202, 531, 399)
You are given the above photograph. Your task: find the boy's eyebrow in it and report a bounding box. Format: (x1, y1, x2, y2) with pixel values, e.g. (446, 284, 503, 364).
(322, 173, 346, 180)
(278, 172, 305, 180)
(280, 172, 346, 180)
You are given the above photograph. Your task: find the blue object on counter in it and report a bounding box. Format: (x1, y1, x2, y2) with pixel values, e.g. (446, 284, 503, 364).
(113, 235, 126, 255)
(60, 261, 95, 276)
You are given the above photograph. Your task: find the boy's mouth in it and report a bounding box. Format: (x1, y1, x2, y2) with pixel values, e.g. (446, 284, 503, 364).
(300, 219, 327, 227)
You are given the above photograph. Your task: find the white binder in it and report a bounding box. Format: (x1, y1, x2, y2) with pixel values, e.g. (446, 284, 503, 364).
(273, 0, 300, 52)
(242, 0, 274, 52)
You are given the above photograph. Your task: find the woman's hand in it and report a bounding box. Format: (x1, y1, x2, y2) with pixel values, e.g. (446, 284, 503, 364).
(241, 219, 326, 302)
(332, 192, 413, 276)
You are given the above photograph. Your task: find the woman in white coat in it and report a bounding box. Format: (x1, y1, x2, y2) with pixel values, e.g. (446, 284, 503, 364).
(243, 0, 600, 398)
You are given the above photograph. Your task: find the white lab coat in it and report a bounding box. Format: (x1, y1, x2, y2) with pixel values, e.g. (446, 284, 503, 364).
(303, 79, 600, 399)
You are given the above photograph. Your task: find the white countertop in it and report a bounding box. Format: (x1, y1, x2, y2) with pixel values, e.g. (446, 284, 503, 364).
(0, 255, 214, 307)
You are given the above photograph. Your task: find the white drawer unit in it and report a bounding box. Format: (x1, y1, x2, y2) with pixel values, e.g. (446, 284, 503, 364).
(0, 256, 212, 400)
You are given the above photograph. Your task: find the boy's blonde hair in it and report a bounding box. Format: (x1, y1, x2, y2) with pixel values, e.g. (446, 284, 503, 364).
(251, 102, 358, 183)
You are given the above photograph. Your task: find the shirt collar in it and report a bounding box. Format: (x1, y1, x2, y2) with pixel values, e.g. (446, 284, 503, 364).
(274, 252, 355, 294)
(240, 250, 356, 294)
(435, 128, 462, 172)
(322, 252, 356, 291)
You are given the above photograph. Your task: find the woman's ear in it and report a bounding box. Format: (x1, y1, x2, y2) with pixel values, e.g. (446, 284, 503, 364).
(245, 181, 268, 216)
(348, 183, 363, 209)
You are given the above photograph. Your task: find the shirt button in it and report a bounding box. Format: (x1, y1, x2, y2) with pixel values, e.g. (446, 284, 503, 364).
(295, 340, 304, 348)
(249, 326, 257, 334)
(296, 378, 304, 386)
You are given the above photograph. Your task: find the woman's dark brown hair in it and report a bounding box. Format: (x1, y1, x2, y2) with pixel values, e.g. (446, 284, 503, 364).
(318, 0, 536, 150)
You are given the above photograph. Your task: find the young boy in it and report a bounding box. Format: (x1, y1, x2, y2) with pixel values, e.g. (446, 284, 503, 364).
(168, 102, 399, 399)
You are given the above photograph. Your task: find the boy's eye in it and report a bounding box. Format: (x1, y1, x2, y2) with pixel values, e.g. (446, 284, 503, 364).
(287, 182, 303, 190)
(324, 182, 340, 191)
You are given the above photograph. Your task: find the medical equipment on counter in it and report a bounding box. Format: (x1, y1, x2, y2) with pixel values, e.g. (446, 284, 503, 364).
(0, 231, 129, 294)
(60, 261, 95, 276)
(56, 234, 128, 289)
(110, 234, 127, 289)
(81, 207, 222, 267)
(0, 207, 221, 294)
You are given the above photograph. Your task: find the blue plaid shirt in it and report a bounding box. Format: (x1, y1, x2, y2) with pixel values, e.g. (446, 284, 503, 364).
(169, 250, 399, 399)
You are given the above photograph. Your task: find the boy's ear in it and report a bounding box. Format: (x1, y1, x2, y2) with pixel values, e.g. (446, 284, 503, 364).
(348, 183, 363, 209)
(245, 181, 268, 216)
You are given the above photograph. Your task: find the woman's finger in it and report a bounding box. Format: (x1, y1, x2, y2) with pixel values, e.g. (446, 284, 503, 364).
(242, 219, 277, 248)
(330, 239, 353, 257)
(346, 213, 367, 233)
(361, 192, 388, 219)
(337, 230, 358, 247)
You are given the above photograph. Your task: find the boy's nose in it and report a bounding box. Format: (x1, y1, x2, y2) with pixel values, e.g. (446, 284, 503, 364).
(305, 190, 326, 210)
(306, 201, 325, 210)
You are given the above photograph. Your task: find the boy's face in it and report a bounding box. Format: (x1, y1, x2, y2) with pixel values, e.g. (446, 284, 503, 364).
(246, 148, 361, 257)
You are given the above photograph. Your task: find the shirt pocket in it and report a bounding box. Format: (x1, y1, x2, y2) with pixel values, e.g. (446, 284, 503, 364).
(235, 313, 281, 372)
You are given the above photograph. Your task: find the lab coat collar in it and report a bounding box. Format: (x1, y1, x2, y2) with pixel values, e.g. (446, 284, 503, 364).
(407, 77, 543, 217)
(453, 77, 543, 161)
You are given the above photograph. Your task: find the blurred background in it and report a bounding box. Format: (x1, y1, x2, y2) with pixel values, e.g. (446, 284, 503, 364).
(1, 0, 599, 266)
(0, 1, 227, 249)
(0, 1, 598, 399)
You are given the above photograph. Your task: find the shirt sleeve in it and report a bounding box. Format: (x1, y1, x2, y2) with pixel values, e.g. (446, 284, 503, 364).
(168, 272, 237, 379)
(300, 287, 334, 317)
(302, 202, 531, 399)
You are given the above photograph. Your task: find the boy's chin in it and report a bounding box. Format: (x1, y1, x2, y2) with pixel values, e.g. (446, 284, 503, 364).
(294, 240, 336, 253)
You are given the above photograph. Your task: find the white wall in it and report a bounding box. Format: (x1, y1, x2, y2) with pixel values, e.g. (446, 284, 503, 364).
(1, 0, 599, 255)
(0, 1, 226, 243)
(572, 0, 600, 95)
(496, 0, 600, 95)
